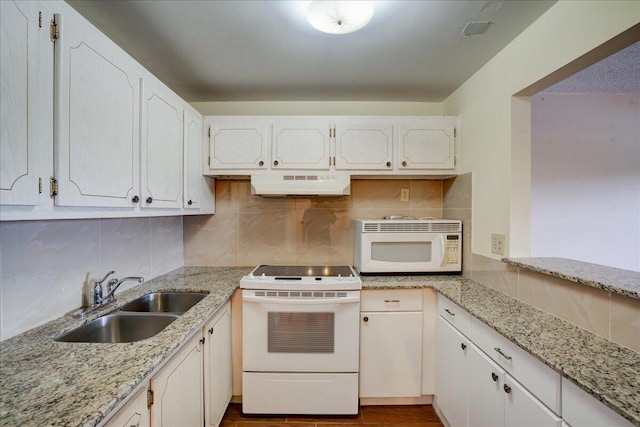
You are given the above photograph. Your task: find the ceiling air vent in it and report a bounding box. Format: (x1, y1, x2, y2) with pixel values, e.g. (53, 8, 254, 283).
(462, 21, 491, 36)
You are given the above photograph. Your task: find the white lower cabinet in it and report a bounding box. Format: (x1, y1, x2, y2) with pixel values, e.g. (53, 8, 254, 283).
(106, 386, 150, 427)
(561, 378, 634, 427)
(435, 296, 562, 427)
(359, 289, 423, 399)
(204, 302, 233, 427)
(150, 332, 204, 427)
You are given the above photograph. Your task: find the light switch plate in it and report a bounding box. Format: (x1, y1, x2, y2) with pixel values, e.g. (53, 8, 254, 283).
(491, 233, 505, 255)
(401, 188, 410, 202)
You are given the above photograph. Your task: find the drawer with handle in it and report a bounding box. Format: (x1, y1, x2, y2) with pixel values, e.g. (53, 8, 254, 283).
(471, 317, 561, 415)
(361, 289, 422, 312)
(438, 295, 471, 336)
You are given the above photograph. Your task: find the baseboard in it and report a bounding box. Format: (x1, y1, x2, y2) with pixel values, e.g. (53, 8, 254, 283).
(432, 398, 451, 427)
(360, 395, 433, 406)
(230, 395, 242, 403)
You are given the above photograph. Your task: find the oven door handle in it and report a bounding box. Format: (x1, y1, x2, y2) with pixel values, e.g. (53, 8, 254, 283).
(243, 295, 360, 305)
(439, 234, 446, 266)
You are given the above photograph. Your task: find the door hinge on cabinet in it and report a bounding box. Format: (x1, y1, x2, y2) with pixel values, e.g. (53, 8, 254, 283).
(454, 127, 457, 138)
(208, 126, 211, 138)
(49, 177, 58, 198)
(208, 156, 210, 166)
(50, 17, 58, 42)
(147, 388, 154, 409)
(38, 178, 42, 194)
(38, 12, 42, 28)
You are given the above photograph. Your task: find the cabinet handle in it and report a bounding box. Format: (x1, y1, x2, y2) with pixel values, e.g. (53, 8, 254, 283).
(444, 308, 455, 316)
(199, 337, 205, 345)
(494, 347, 512, 361)
(384, 299, 400, 303)
(460, 343, 467, 350)
(258, 160, 264, 166)
(208, 327, 214, 335)
(402, 161, 407, 167)
(491, 372, 498, 382)
(273, 160, 279, 166)
(187, 199, 193, 206)
(386, 161, 391, 168)
(131, 195, 139, 203)
(363, 316, 369, 322)
(146, 197, 153, 204)
(503, 384, 511, 394)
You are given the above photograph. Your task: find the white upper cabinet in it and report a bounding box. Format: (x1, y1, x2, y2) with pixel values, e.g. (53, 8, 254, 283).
(184, 109, 203, 209)
(206, 116, 268, 170)
(0, 1, 53, 206)
(140, 77, 183, 209)
(272, 118, 332, 170)
(398, 117, 456, 170)
(55, 10, 141, 207)
(334, 120, 393, 171)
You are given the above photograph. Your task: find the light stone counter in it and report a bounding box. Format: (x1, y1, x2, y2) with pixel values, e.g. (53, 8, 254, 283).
(361, 275, 640, 426)
(1, 268, 638, 426)
(503, 257, 640, 299)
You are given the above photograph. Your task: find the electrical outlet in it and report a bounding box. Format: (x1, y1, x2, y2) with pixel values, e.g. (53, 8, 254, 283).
(491, 233, 505, 255)
(400, 188, 410, 202)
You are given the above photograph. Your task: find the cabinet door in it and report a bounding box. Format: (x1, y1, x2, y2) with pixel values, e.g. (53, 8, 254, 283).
(140, 78, 183, 209)
(183, 109, 203, 209)
(204, 302, 232, 427)
(398, 117, 455, 170)
(272, 119, 331, 170)
(360, 311, 422, 398)
(435, 317, 469, 427)
(207, 117, 268, 171)
(55, 10, 140, 207)
(105, 386, 150, 427)
(504, 376, 561, 427)
(334, 120, 393, 170)
(150, 333, 204, 427)
(1, 1, 52, 206)
(467, 342, 506, 427)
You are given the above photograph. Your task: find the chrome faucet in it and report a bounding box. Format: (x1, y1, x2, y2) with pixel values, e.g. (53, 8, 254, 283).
(92, 272, 144, 307)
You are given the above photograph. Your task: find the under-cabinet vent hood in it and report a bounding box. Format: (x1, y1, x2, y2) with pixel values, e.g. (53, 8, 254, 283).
(251, 174, 351, 196)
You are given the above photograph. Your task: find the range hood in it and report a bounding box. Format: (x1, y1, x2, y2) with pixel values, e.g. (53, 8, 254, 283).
(251, 173, 351, 196)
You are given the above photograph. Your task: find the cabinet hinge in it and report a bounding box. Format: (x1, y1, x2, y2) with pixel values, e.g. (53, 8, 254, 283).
(208, 156, 210, 166)
(50, 17, 58, 42)
(38, 12, 42, 28)
(147, 388, 154, 409)
(208, 126, 211, 138)
(49, 177, 58, 198)
(454, 127, 457, 138)
(38, 177, 42, 194)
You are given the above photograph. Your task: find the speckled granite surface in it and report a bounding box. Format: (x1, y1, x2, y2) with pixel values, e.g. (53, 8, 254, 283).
(504, 257, 640, 299)
(362, 275, 640, 426)
(0, 266, 252, 427)
(1, 268, 638, 426)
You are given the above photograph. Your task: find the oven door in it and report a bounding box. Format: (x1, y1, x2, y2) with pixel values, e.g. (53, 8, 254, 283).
(242, 289, 360, 373)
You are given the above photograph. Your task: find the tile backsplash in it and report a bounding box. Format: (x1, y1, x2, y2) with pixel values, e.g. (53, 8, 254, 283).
(184, 179, 445, 267)
(0, 217, 183, 340)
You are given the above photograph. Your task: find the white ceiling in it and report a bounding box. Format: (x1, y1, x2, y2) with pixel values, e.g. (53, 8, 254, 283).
(66, 0, 556, 102)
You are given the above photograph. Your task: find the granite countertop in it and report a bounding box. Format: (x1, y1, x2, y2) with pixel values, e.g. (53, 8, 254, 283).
(361, 275, 640, 426)
(503, 257, 640, 299)
(1, 268, 638, 426)
(0, 266, 252, 427)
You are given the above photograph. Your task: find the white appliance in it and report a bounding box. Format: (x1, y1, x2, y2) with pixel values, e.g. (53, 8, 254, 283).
(240, 265, 361, 415)
(251, 173, 351, 196)
(354, 219, 462, 274)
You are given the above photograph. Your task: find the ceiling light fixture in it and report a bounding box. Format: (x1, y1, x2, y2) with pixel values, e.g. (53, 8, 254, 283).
(306, 1, 374, 35)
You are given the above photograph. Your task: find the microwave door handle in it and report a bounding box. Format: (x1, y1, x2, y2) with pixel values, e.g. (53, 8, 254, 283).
(243, 295, 360, 305)
(439, 234, 446, 266)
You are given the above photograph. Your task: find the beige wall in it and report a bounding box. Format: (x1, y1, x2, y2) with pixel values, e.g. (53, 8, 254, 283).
(184, 179, 443, 266)
(190, 101, 443, 116)
(469, 254, 640, 353)
(443, 173, 472, 275)
(442, 1, 640, 260)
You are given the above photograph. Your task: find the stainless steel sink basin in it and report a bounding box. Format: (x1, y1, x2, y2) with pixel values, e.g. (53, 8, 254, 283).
(56, 312, 179, 343)
(119, 292, 208, 313)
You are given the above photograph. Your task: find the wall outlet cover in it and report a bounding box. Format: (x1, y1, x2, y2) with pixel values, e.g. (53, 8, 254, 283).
(491, 233, 505, 255)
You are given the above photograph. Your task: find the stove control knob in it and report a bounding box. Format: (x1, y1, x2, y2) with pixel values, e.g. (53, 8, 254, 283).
(249, 273, 254, 279)
(260, 273, 266, 280)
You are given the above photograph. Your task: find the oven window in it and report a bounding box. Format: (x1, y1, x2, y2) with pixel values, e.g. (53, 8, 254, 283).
(268, 312, 335, 353)
(371, 242, 432, 262)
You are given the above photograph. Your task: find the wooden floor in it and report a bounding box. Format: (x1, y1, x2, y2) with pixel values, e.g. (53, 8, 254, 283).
(221, 403, 445, 427)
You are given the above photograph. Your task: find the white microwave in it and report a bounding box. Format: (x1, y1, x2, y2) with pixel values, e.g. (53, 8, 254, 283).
(354, 219, 462, 274)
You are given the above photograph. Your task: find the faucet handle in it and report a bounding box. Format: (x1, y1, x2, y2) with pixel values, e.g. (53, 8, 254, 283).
(95, 270, 115, 285)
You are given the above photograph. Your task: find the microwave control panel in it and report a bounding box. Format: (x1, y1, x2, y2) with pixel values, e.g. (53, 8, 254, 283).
(445, 235, 461, 265)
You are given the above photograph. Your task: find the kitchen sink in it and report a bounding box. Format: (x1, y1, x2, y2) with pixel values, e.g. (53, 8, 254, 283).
(118, 292, 208, 313)
(55, 312, 179, 343)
